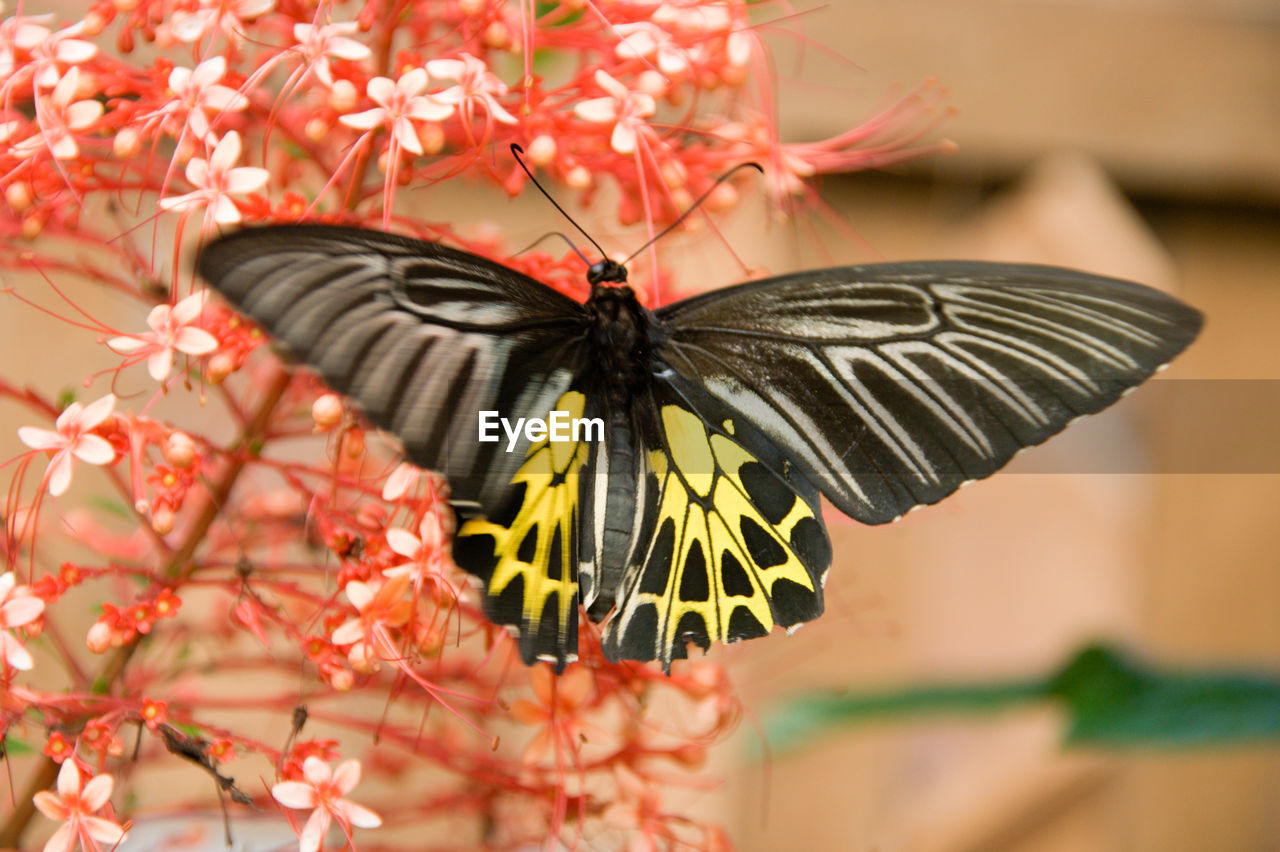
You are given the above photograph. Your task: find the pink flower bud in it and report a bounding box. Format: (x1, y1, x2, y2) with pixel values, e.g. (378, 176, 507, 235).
(419, 123, 445, 155)
(661, 160, 687, 189)
(526, 135, 556, 166)
(327, 664, 354, 691)
(206, 352, 235, 384)
(305, 117, 329, 141)
(637, 71, 666, 96)
(87, 620, 113, 653)
(483, 21, 509, 49)
(312, 394, 343, 429)
(329, 79, 357, 112)
(705, 182, 738, 212)
(566, 165, 591, 190)
(150, 502, 175, 535)
(6, 183, 32, 210)
(164, 431, 196, 467)
(113, 127, 141, 159)
(347, 642, 380, 674)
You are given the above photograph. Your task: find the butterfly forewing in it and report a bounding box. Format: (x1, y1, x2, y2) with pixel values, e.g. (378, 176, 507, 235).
(197, 225, 590, 512)
(655, 261, 1202, 525)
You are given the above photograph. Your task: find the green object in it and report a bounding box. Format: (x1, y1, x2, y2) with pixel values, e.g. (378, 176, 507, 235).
(766, 642, 1280, 754)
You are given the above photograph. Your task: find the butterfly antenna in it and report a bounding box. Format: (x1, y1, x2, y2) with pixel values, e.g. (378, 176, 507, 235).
(512, 231, 594, 268)
(510, 143, 609, 260)
(623, 161, 764, 265)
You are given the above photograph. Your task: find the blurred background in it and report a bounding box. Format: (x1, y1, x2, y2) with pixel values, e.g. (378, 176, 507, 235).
(3, 1, 1278, 850)
(709, 1, 1280, 849)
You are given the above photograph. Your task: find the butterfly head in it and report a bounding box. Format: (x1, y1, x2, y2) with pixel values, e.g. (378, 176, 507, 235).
(587, 258, 629, 287)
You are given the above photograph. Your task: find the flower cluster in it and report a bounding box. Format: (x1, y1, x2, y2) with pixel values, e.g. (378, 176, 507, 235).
(0, 2, 946, 850)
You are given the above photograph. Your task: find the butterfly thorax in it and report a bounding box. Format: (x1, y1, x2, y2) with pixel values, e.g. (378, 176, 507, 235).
(584, 283, 659, 395)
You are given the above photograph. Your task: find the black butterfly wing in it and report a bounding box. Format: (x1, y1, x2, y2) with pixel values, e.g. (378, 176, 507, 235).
(654, 261, 1202, 525)
(197, 225, 590, 512)
(602, 374, 831, 670)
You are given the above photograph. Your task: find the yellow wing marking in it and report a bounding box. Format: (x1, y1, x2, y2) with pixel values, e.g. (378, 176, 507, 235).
(458, 391, 588, 639)
(644, 405, 818, 653)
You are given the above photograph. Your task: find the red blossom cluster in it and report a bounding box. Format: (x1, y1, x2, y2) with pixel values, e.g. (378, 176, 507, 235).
(0, 1, 945, 850)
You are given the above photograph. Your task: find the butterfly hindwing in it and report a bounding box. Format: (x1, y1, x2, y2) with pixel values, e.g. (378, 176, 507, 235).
(602, 379, 831, 669)
(452, 391, 592, 668)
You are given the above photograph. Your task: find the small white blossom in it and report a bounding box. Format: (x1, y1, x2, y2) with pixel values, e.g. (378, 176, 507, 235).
(0, 571, 45, 670)
(272, 758, 381, 852)
(158, 131, 269, 226)
(339, 67, 453, 155)
(156, 57, 248, 143)
(108, 291, 219, 381)
(33, 762, 128, 852)
(18, 393, 116, 497)
(575, 70, 656, 155)
(425, 53, 516, 126)
(293, 21, 370, 87)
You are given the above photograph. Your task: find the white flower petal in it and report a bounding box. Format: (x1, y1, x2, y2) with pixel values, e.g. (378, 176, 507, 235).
(18, 426, 62, 451)
(209, 131, 242, 172)
(40, 821, 73, 852)
(301, 756, 331, 785)
(77, 394, 117, 429)
(332, 759, 361, 793)
(299, 808, 330, 852)
(224, 166, 269, 194)
(174, 327, 219, 356)
(328, 37, 371, 61)
(392, 117, 423, 155)
(147, 348, 174, 381)
(574, 98, 618, 123)
(425, 58, 464, 81)
(611, 122, 638, 155)
(184, 157, 210, 187)
(71, 434, 115, 465)
(171, 290, 209, 324)
(271, 780, 318, 810)
(396, 67, 428, 96)
(80, 773, 114, 811)
(82, 815, 126, 846)
(65, 100, 103, 130)
(210, 195, 242, 225)
(3, 634, 34, 671)
(342, 801, 382, 829)
(365, 76, 395, 105)
(338, 107, 386, 130)
(55, 760, 80, 797)
(191, 56, 227, 87)
(385, 528, 422, 558)
(2, 595, 45, 627)
(343, 581, 373, 611)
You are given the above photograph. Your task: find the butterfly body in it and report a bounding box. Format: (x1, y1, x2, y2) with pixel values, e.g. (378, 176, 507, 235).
(198, 225, 1201, 672)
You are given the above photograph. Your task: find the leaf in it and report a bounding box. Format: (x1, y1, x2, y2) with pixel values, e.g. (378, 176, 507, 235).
(764, 641, 1280, 754)
(2, 735, 33, 756)
(1050, 643, 1280, 746)
(764, 680, 1043, 754)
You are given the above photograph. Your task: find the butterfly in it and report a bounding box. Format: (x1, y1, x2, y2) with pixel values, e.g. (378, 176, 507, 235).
(197, 224, 1201, 672)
